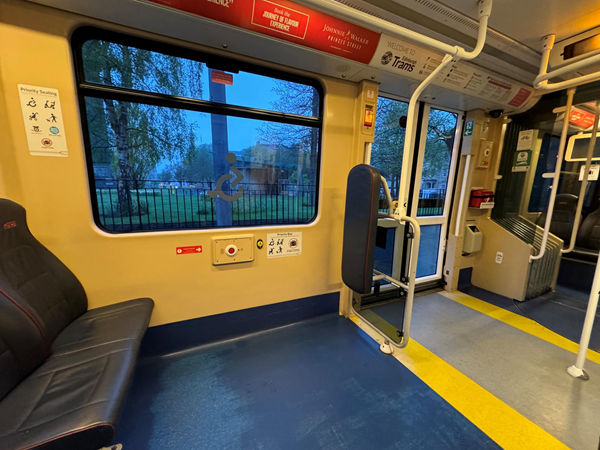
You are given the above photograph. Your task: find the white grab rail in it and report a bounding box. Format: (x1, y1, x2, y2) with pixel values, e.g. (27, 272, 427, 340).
(530, 88, 576, 262)
(562, 100, 600, 254)
(330, 0, 492, 350)
(535, 34, 600, 91)
(298, 0, 492, 61)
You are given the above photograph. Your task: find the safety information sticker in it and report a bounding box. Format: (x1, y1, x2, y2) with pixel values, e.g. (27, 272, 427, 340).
(18, 84, 67, 157)
(512, 150, 532, 172)
(267, 232, 302, 258)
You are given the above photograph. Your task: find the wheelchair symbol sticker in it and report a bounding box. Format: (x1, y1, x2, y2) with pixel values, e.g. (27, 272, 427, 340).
(208, 153, 244, 201)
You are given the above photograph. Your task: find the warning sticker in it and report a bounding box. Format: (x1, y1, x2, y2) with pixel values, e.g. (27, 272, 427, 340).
(267, 232, 302, 258)
(176, 245, 203, 255)
(18, 84, 67, 157)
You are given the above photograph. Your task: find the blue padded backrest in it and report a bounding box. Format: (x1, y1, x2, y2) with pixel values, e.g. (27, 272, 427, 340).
(342, 165, 381, 294)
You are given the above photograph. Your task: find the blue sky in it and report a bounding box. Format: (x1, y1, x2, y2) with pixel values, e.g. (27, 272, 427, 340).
(189, 69, 282, 152)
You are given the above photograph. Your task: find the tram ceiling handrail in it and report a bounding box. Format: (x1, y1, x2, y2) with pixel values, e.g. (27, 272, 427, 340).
(535, 34, 600, 91)
(298, 0, 492, 61)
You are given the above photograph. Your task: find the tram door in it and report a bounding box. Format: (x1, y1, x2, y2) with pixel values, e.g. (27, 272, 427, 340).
(371, 96, 462, 285)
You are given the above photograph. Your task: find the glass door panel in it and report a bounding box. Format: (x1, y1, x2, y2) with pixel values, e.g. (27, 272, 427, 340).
(371, 95, 408, 278)
(370, 97, 462, 284)
(411, 105, 462, 283)
(416, 224, 442, 278)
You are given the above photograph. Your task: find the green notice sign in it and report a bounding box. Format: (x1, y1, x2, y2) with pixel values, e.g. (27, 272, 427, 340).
(512, 150, 531, 172)
(464, 120, 474, 136)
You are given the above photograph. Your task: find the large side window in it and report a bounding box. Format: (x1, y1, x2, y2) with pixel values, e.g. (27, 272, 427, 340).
(73, 29, 322, 233)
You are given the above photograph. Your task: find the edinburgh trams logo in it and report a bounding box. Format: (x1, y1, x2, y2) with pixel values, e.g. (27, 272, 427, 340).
(381, 51, 393, 65)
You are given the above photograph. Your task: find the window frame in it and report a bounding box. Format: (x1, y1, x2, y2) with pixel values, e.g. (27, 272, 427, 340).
(72, 27, 324, 234)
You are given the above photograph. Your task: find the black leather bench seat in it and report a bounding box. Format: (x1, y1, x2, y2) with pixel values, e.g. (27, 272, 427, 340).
(0, 199, 153, 450)
(0, 337, 138, 450)
(51, 298, 154, 357)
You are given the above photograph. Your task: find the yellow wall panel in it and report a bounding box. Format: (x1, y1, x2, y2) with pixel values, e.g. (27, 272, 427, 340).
(0, 0, 362, 326)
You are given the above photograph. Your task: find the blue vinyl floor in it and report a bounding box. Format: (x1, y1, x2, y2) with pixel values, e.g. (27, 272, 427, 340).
(117, 314, 499, 450)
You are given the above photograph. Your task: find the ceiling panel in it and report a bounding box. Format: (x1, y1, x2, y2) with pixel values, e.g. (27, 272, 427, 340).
(435, 0, 600, 49)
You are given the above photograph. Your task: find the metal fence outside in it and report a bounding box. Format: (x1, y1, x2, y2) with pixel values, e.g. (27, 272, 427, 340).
(379, 188, 446, 216)
(95, 179, 317, 232)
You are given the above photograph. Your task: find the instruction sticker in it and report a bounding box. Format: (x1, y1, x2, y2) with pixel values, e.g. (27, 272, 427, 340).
(516, 129, 534, 151)
(18, 84, 67, 157)
(267, 232, 302, 258)
(579, 164, 600, 181)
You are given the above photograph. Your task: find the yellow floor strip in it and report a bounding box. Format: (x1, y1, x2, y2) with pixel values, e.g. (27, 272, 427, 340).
(351, 316, 569, 450)
(441, 290, 600, 365)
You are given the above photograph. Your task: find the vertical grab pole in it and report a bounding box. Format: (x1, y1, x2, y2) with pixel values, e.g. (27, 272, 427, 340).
(562, 100, 600, 254)
(364, 142, 372, 165)
(568, 253, 600, 380)
(454, 154, 472, 237)
(398, 215, 421, 347)
(530, 88, 576, 261)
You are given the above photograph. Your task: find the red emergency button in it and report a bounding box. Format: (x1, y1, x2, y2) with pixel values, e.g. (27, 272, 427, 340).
(225, 244, 238, 257)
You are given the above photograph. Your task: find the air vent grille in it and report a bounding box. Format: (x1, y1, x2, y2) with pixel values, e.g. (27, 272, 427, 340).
(336, 0, 423, 35)
(414, 0, 478, 30)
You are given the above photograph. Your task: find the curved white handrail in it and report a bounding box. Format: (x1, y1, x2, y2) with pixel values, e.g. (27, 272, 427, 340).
(312, 0, 493, 349)
(298, 0, 492, 61)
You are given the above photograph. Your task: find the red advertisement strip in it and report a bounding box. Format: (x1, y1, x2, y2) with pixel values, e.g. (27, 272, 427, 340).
(176, 245, 203, 255)
(149, 0, 380, 64)
(508, 87, 532, 107)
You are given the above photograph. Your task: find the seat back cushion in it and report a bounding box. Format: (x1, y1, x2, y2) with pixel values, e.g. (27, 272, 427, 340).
(342, 165, 381, 294)
(535, 193, 579, 245)
(577, 205, 600, 250)
(0, 294, 48, 401)
(0, 199, 88, 344)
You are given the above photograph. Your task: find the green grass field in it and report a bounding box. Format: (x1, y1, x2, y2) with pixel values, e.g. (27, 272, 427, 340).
(96, 189, 316, 229)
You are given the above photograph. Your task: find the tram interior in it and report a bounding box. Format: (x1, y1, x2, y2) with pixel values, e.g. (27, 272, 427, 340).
(1, 0, 600, 449)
